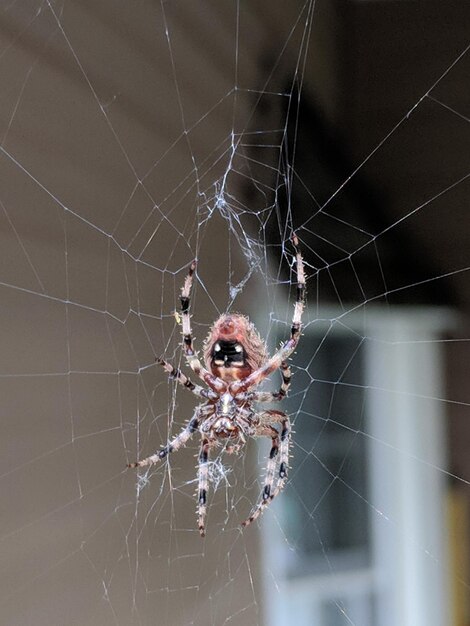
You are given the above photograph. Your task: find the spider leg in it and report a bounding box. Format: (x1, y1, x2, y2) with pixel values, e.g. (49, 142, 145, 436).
(242, 410, 291, 528)
(197, 436, 211, 537)
(232, 235, 305, 394)
(180, 261, 225, 393)
(249, 360, 292, 402)
(156, 357, 218, 401)
(275, 360, 292, 399)
(127, 405, 210, 468)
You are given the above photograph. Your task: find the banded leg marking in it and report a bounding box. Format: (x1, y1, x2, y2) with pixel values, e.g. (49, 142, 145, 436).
(277, 360, 292, 399)
(242, 412, 291, 528)
(263, 426, 280, 501)
(179, 261, 225, 393)
(180, 260, 197, 359)
(291, 232, 306, 345)
(249, 361, 292, 403)
(127, 408, 204, 468)
(156, 357, 217, 400)
(197, 437, 210, 537)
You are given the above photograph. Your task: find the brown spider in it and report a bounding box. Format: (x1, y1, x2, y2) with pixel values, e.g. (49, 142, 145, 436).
(128, 235, 305, 536)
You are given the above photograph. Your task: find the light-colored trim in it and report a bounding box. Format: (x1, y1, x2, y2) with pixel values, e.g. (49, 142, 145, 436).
(366, 313, 450, 626)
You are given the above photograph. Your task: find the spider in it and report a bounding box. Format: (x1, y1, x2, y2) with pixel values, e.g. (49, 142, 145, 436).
(128, 234, 305, 536)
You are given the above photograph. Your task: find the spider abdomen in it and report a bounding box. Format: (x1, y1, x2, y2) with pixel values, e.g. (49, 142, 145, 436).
(203, 314, 267, 382)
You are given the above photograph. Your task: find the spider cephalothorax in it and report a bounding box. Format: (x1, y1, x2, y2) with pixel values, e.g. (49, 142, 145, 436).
(128, 234, 305, 536)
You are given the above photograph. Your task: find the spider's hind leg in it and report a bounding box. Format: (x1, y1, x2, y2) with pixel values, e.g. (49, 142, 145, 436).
(197, 437, 211, 537)
(242, 411, 291, 528)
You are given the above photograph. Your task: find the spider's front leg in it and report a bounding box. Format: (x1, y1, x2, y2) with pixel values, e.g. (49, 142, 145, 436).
(179, 260, 225, 394)
(242, 410, 291, 528)
(127, 405, 211, 468)
(231, 233, 305, 395)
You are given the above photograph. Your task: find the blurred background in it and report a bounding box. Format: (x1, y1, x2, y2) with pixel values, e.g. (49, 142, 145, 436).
(0, 1, 469, 624)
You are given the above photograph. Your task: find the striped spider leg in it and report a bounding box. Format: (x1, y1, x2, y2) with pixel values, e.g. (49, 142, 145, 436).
(247, 360, 292, 403)
(241, 410, 291, 528)
(127, 403, 214, 468)
(155, 357, 218, 402)
(179, 261, 225, 394)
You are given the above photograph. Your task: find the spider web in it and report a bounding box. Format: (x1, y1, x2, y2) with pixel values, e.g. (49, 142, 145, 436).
(0, 1, 469, 625)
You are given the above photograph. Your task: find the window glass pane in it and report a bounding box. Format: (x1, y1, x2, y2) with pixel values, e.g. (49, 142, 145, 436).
(281, 331, 370, 574)
(321, 594, 375, 626)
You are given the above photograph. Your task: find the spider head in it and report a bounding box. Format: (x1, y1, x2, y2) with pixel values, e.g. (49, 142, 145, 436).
(203, 314, 267, 382)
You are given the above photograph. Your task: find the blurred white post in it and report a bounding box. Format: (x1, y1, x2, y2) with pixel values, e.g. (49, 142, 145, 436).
(367, 310, 451, 626)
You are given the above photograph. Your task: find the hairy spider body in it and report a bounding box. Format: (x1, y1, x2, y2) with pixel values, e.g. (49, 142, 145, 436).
(128, 235, 305, 536)
(203, 314, 267, 381)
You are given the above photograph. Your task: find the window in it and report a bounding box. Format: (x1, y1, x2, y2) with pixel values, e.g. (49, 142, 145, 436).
(281, 333, 369, 576)
(261, 309, 451, 626)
